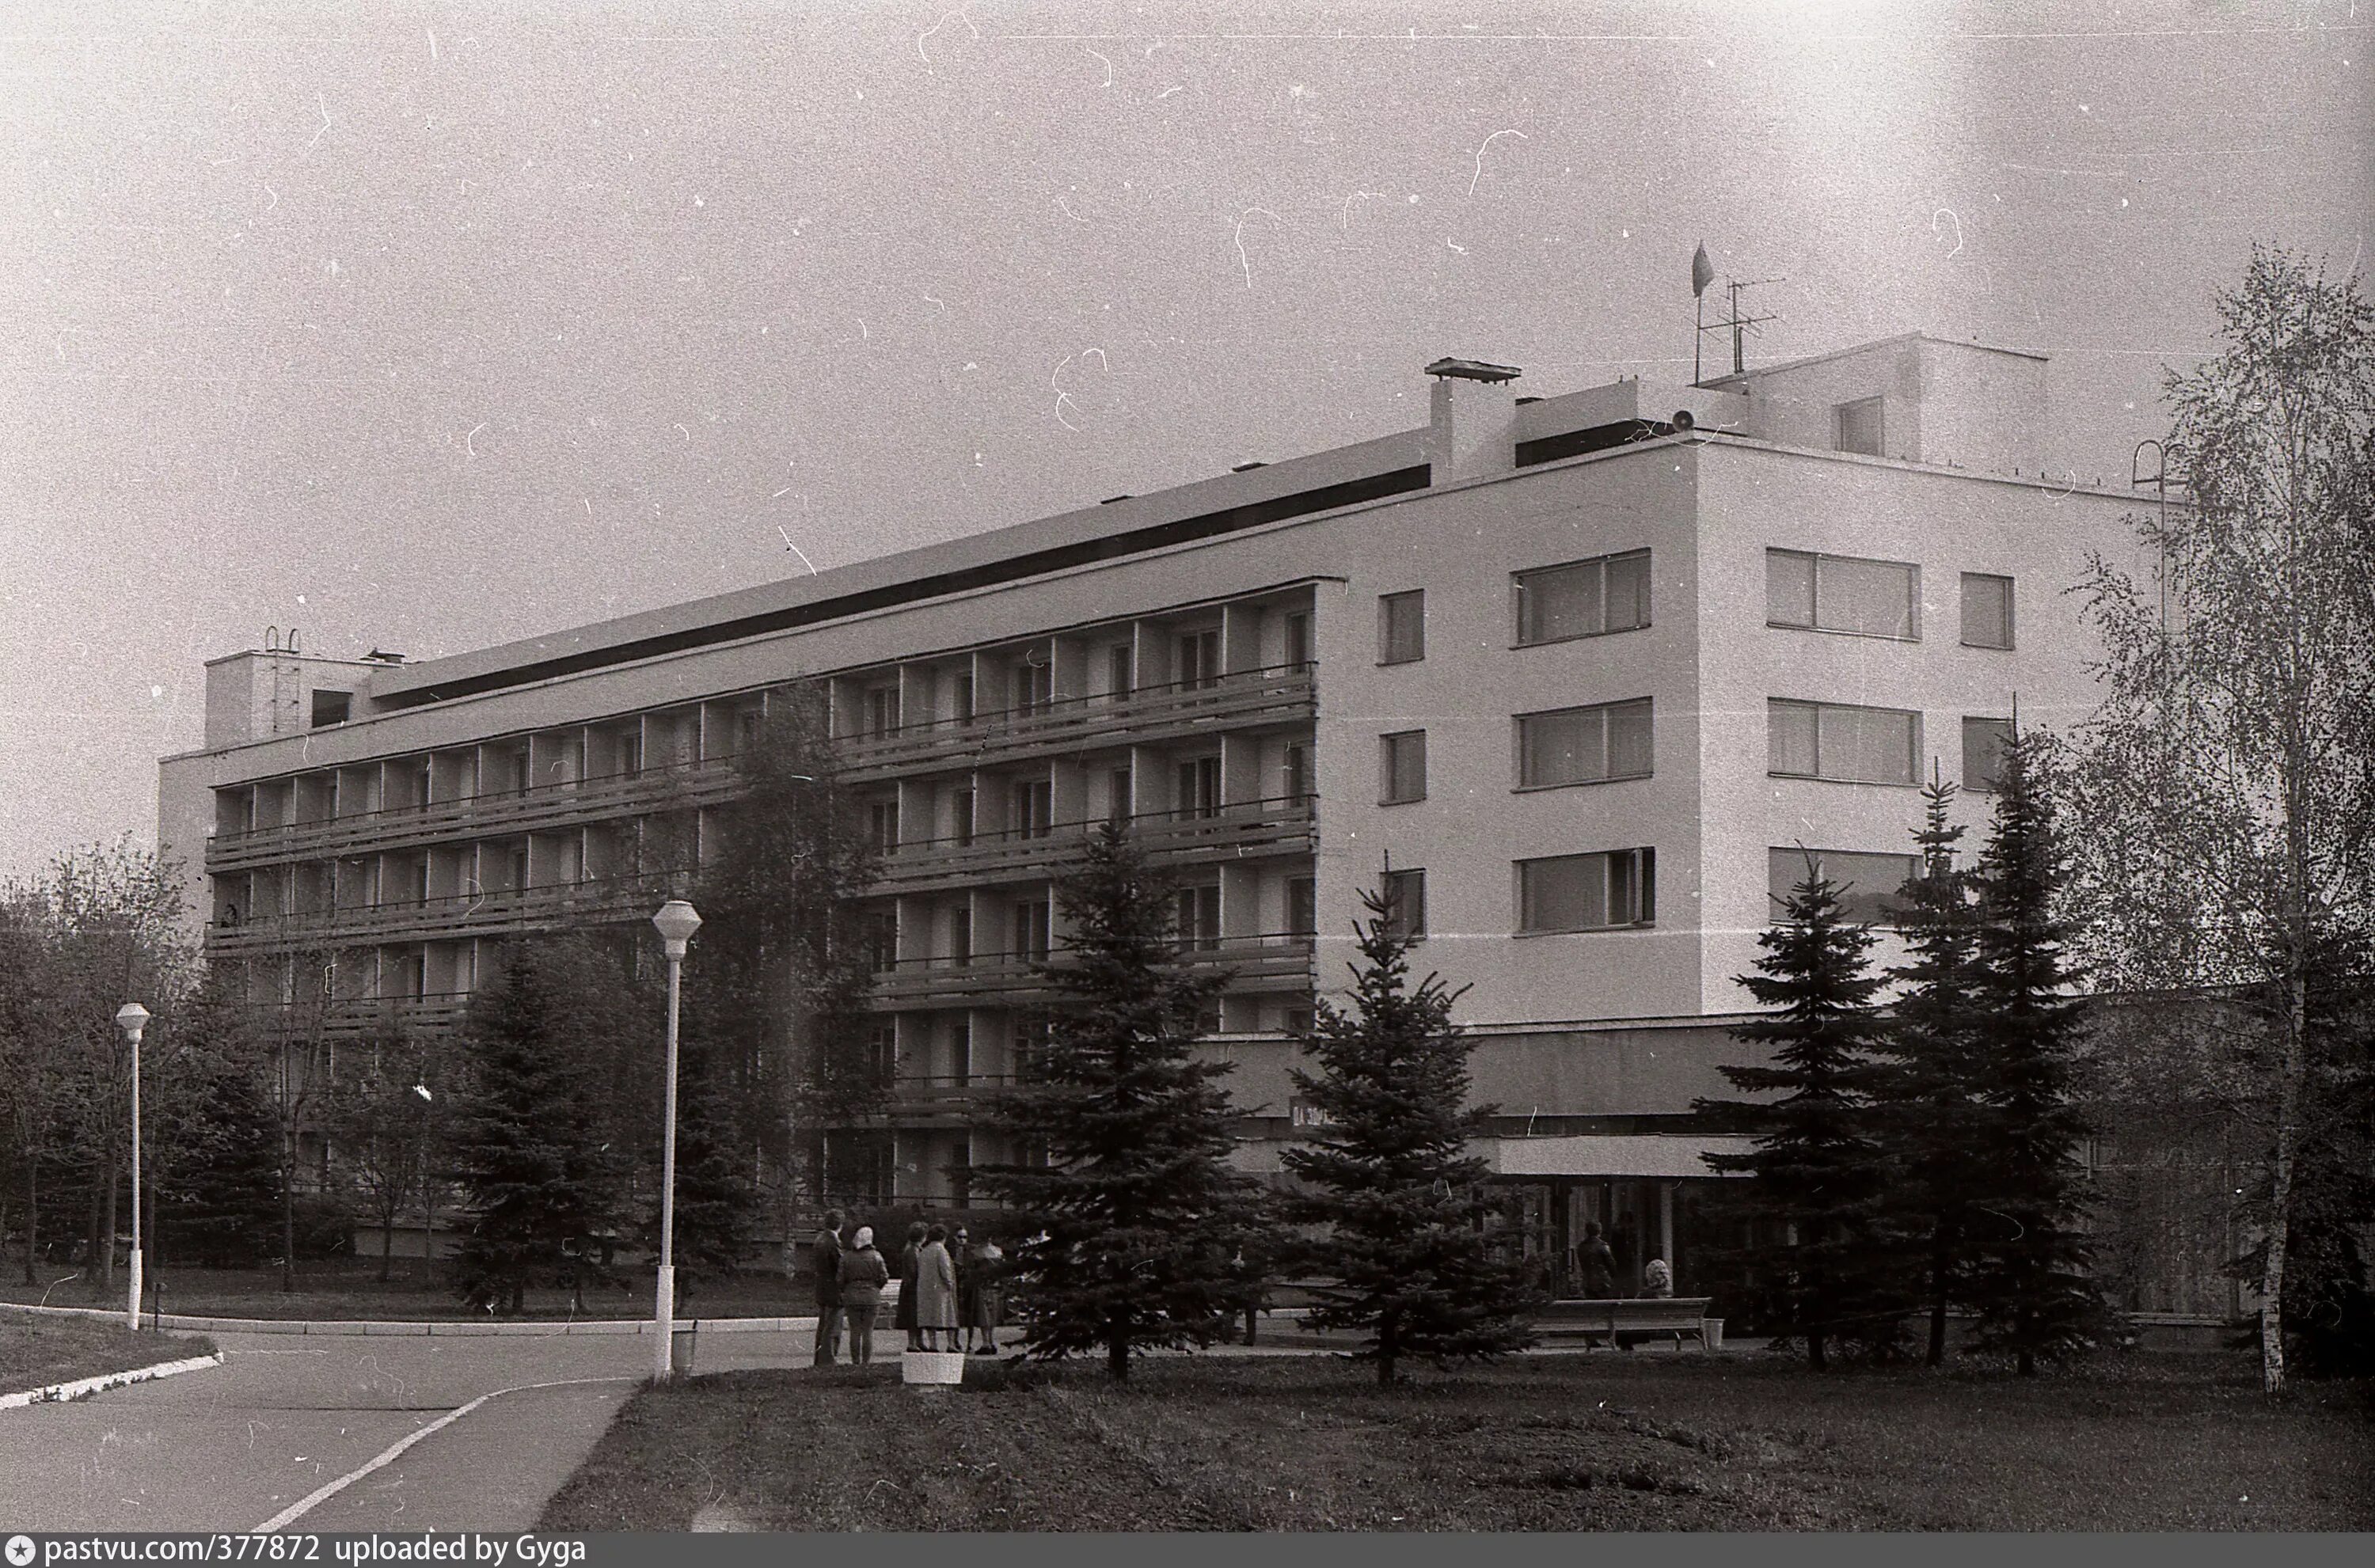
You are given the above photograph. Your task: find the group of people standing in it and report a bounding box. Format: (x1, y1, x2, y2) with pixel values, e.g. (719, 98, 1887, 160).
(807, 1210, 1009, 1366)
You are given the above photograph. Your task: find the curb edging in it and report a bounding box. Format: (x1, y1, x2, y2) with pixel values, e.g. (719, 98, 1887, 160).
(0, 1350, 227, 1410)
(0, 1300, 816, 1338)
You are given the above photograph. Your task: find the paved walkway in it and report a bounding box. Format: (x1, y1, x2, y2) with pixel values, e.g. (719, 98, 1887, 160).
(0, 1324, 817, 1533)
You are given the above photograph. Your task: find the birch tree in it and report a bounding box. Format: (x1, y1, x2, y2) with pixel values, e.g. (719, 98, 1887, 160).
(2051, 246, 2375, 1393)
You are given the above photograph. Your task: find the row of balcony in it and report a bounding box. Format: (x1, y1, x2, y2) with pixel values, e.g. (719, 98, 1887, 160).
(204, 799, 1315, 957)
(205, 664, 1317, 873)
(226, 930, 1318, 1037)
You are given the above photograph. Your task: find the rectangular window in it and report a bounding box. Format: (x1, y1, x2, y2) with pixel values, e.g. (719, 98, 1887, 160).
(1960, 572, 2016, 650)
(951, 787, 975, 847)
(1282, 742, 1311, 803)
(949, 906, 972, 967)
(952, 672, 975, 722)
(864, 911, 899, 974)
(1283, 612, 1313, 673)
(1012, 778, 1054, 839)
(1380, 730, 1427, 804)
(867, 798, 900, 854)
(1175, 883, 1222, 951)
(1286, 876, 1317, 937)
(1378, 590, 1426, 664)
(1767, 699, 1921, 785)
(864, 685, 901, 737)
(1516, 699, 1653, 788)
(1963, 716, 2014, 792)
(1518, 849, 1656, 932)
(1014, 660, 1054, 714)
(1766, 549, 1921, 640)
(1177, 630, 1221, 689)
(1381, 868, 1427, 941)
(310, 689, 351, 727)
(1176, 755, 1222, 819)
(1835, 396, 1885, 456)
(1108, 643, 1134, 697)
(1107, 765, 1133, 826)
(1767, 847, 1919, 926)
(1011, 899, 1051, 962)
(1514, 550, 1651, 646)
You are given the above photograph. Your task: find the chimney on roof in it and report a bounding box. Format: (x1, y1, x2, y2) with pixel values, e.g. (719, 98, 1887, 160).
(1425, 358, 1522, 483)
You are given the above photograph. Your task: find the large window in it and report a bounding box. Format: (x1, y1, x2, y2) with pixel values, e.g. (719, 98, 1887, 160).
(1766, 549, 1921, 640)
(1379, 590, 1426, 664)
(1963, 716, 2013, 792)
(1286, 876, 1317, 937)
(1516, 699, 1652, 788)
(1769, 698, 1920, 784)
(1767, 847, 1918, 926)
(1176, 883, 1222, 951)
(1514, 550, 1651, 646)
(1382, 868, 1427, 941)
(1518, 848, 1656, 932)
(1380, 730, 1427, 804)
(1834, 397, 1885, 456)
(1960, 572, 2016, 650)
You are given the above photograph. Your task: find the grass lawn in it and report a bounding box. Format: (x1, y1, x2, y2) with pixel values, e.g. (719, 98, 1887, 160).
(541, 1350, 2373, 1532)
(0, 1317, 216, 1393)
(0, 1260, 808, 1322)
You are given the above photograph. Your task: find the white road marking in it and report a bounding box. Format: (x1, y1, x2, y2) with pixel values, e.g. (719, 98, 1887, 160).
(252, 1376, 636, 1531)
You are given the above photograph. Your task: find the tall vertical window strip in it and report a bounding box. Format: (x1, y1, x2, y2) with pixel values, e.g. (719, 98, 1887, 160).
(1382, 868, 1427, 941)
(1380, 730, 1427, 803)
(1513, 549, 1651, 646)
(1960, 572, 2016, 649)
(1765, 549, 1921, 640)
(1766, 847, 1918, 926)
(1283, 612, 1312, 672)
(1768, 699, 1920, 784)
(1517, 848, 1656, 932)
(1962, 716, 2014, 792)
(1516, 699, 1653, 788)
(1378, 590, 1426, 663)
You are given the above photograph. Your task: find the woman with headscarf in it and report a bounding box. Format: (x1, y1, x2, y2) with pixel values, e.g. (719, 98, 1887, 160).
(897, 1221, 927, 1351)
(837, 1226, 891, 1367)
(966, 1235, 1006, 1354)
(915, 1224, 960, 1351)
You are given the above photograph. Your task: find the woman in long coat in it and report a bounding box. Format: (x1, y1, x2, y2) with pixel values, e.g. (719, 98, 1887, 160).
(896, 1222, 927, 1352)
(914, 1224, 960, 1350)
(966, 1237, 1006, 1354)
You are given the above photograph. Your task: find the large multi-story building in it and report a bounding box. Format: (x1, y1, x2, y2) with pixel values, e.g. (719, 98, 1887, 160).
(158, 331, 2150, 1294)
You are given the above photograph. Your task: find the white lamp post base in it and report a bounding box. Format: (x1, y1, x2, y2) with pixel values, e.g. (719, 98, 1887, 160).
(126, 1249, 142, 1333)
(653, 1263, 676, 1381)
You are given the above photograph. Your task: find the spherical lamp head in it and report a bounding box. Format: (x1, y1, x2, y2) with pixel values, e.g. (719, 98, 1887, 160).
(652, 899, 703, 959)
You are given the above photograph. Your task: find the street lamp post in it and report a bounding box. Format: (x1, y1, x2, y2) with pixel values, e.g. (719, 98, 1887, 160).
(650, 898, 702, 1380)
(115, 1002, 150, 1333)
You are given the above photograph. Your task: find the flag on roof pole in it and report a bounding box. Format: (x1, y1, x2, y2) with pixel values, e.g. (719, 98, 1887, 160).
(1691, 242, 1716, 298)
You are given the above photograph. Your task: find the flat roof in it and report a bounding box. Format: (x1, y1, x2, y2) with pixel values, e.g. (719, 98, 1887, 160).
(1702, 330, 2048, 386)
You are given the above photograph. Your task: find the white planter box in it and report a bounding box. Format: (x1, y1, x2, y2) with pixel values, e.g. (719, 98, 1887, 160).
(902, 1350, 967, 1386)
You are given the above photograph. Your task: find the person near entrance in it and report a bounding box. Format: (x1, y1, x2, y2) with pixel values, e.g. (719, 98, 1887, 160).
(1575, 1220, 1618, 1298)
(811, 1209, 846, 1365)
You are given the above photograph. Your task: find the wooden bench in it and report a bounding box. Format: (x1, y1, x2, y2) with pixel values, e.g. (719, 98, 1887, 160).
(1536, 1297, 1720, 1350)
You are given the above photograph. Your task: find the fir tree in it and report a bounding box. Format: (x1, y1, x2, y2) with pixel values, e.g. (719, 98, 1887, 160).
(1284, 888, 1542, 1383)
(1697, 860, 1904, 1369)
(647, 1046, 756, 1307)
(450, 940, 634, 1314)
(975, 823, 1263, 1380)
(1963, 735, 2105, 1372)
(1877, 773, 1989, 1365)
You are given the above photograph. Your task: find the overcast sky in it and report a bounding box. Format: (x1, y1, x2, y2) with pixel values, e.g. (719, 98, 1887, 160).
(2, 0, 2366, 881)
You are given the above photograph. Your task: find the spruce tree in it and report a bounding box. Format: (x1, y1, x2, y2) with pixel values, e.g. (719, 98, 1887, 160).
(1878, 773, 1989, 1365)
(1697, 861, 1903, 1369)
(1284, 888, 1541, 1383)
(1963, 735, 2104, 1372)
(648, 1049, 756, 1307)
(450, 940, 633, 1314)
(975, 823, 1263, 1380)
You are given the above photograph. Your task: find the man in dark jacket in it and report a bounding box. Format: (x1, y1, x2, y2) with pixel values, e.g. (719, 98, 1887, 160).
(1575, 1220, 1618, 1298)
(811, 1209, 846, 1365)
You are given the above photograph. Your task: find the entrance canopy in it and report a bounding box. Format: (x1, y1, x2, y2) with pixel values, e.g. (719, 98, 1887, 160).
(1475, 1134, 1754, 1179)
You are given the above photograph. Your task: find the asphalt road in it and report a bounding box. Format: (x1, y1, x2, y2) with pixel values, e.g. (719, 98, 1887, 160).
(0, 1326, 816, 1533)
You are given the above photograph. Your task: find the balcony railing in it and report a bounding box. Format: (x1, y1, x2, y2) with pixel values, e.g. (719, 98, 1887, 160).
(203, 870, 681, 954)
(203, 665, 1316, 875)
(869, 931, 1315, 1007)
(245, 990, 477, 1039)
(872, 795, 1314, 892)
(831, 663, 1316, 778)
(206, 755, 739, 873)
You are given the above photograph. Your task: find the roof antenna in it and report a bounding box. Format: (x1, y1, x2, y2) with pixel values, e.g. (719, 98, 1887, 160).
(1693, 252, 1785, 383)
